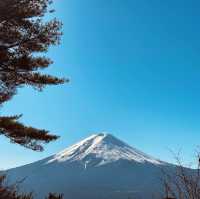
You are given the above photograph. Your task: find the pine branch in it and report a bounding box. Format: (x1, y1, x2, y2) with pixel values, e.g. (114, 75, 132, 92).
(0, 116, 59, 151)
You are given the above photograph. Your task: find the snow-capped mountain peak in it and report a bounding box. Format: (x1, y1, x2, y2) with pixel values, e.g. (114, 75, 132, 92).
(47, 133, 163, 166)
(7, 133, 174, 199)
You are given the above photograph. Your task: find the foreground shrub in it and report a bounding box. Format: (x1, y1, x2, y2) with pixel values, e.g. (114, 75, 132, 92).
(0, 175, 63, 199)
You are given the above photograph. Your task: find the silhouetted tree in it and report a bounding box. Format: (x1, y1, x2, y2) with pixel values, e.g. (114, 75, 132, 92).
(0, 175, 64, 199)
(0, 175, 33, 199)
(0, 0, 68, 151)
(46, 193, 63, 199)
(162, 154, 200, 199)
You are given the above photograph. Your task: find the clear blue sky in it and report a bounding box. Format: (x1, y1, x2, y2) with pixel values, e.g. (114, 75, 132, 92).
(1, 0, 200, 169)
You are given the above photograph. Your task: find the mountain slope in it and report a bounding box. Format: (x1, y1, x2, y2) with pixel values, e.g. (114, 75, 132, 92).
(7, 133, 175, 199)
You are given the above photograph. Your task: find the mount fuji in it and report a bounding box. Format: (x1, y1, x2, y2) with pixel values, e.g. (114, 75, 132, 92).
(7, 133, 177, 199)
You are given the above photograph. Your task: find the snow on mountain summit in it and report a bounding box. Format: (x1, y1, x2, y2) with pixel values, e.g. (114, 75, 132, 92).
(47, 133, 163, 166)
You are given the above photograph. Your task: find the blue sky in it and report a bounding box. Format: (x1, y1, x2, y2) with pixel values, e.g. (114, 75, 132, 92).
(1, 0, 200, 169)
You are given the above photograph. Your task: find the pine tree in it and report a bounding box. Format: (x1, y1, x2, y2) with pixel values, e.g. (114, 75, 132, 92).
(0, 0, 68, 151)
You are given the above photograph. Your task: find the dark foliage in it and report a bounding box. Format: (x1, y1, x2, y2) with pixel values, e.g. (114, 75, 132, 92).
(0, 0, 68, 151)
(0, 175, 64, 199)
(162, 155, 200, 199)
(45, 193, 63, 199)
(0, 175, 33, 199)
